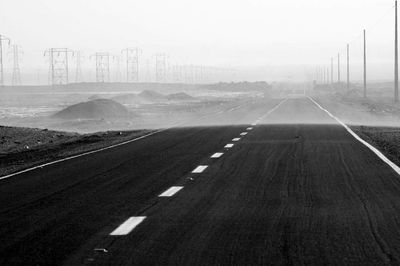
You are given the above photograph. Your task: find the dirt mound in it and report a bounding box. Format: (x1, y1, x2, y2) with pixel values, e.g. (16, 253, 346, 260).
(88, 95, 105, 101)
(138, 90, 167, 101)
(166, 92, 195, 101)
(54, 99, 131, 120)
(112, 94, 141, 105)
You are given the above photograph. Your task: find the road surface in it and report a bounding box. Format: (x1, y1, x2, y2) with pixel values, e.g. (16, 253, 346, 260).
(2, 97, 400, 265)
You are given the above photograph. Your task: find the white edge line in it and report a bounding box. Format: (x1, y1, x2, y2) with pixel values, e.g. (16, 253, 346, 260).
(159, 186, 184, 197)
(110, 216, 146, 236)
(308, 96, 400, 176)
(1, 102, 242, 181)
(1, 98, 288, 181)
(0, 129, 168, 181)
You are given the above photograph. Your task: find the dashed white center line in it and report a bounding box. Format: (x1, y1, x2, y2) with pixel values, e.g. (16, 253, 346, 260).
(232, 138, 241, 142)
(247, 127, 253, 130)
(225, 144, 234, 148)
(159, 186, 184, 197)
(211, 152, 224, 158)
(240, 132, 248, 136)
(110, 216, 146, 236)
(192, 165, 208, 173)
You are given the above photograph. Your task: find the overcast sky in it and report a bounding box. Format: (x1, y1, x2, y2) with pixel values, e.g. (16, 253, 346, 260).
(0, 0, 397, 81)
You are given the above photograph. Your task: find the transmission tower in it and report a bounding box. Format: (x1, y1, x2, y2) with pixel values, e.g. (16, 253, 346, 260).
(122, 47, 141, 82)
(114, 55, 122, 82)
(0, 34, 11, 86)
(74, 51, 83, 83)
(44, 48, 74, 85)
(155, 53, 167, 83)
(172, 64, 183, 83)
(9, 44, 23, 86)
(91, 52, 112, 83)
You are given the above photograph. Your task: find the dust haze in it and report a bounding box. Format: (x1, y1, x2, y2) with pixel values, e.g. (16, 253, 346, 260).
(1, 0, 400, 133)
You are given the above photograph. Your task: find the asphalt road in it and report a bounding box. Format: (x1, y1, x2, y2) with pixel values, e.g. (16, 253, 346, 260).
(2, 97, 400, 265)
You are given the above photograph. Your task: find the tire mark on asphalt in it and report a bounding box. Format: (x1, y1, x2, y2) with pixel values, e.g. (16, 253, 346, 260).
(338, 147, 396, 263)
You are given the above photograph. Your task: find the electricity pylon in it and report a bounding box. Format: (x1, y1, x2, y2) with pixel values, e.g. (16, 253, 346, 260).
(9, 44, 23, 86)
(155, 53, 167, 83)
(91, 52, 112, 83)
(113, 55, 122, 82)
(74, 51, 83, 83)
(44, 48, 74, 85)
(121, 47, 141, 82)
(0, 35, 11, 86)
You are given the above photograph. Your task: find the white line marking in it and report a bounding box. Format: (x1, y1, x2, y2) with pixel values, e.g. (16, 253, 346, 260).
(110, 216, 146, 236)
(247, 127, 253, 130)
(1, 102, 242, 181)
(225, 144, 234, 148)
(240, 132, 248, 136)
(1, 98, 288, 182)
(232, 138, 241, 142)
(251, 123, 257, 126)
(308, 96, 400, 176)
(259, 98, 289, 120)
(211, 152, 224, 158)
(0, 130, 167, 181)
(192, 165, 208, 173)
(159, 186, 184, 197)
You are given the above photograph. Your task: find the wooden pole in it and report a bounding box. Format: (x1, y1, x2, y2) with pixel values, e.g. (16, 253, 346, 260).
(347, 44, 350, 90)
(364, 29, 367, 98)
(395, 0, 399, 102)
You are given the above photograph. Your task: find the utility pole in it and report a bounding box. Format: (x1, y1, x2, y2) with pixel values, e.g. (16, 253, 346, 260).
(0, 35, 11, 86)
(326, 67, 330, 85)
(121, 47, 141, 82)
(44, 48, 74, 85)
(347, 44, 350, 90)
(395, 0, 399, 102)
(10, 45, 23, 86)
(364, 29, 367, 98)
(331, 57, 334, 84)
(337, 53, 341, 84)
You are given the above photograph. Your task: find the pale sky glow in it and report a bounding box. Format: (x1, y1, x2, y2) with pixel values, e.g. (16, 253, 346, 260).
(0, 0, 397, 82)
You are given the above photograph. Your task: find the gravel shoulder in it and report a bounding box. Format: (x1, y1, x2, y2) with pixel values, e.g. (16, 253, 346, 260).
(0, 126, 152, 177)
(351, 125, 400, 167)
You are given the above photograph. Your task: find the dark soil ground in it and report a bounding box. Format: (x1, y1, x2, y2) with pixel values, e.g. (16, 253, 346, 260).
(0, 126, 151, 177)
(352, 125, 400, 167)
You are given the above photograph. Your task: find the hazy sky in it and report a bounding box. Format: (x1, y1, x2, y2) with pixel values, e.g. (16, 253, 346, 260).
(0, 0, 397, 81)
